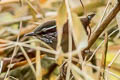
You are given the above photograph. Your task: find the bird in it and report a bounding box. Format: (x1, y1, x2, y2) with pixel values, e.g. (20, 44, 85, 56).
(24, 13, 95, 52)
(24, 14, 96, 79)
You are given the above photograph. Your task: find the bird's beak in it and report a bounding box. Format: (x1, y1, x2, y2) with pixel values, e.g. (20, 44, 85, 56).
(87, 13, 95, 20)
(24, 32, 35, 36)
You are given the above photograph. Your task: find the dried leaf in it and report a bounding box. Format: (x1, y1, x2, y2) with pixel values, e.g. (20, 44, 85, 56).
(71, 12, 88, 51)
(56, 0, 68, 48)
(36, 49, 42, 80)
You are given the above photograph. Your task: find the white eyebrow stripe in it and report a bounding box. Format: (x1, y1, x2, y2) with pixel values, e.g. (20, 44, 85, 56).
(42, 25, 56, 31)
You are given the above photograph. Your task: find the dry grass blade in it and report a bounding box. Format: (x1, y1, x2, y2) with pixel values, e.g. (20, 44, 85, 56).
(4, 20, 23, 79)
(94, 0, 112, 33)
(71, 63, 94, 80)
(66, 62, 71, 80)
(65, 0, 72, 79)
(56, 0, 67, 67)
(19, 45, 36, 76)
(21, 43, 57, 54)
(72, 69, 82, 80)
(23, 39, 54, 50)
(56, 0, 67, 49)
(0, 12, 56, 26)
(65, 0, 88, 56)
(73, 1, 105, 15)
(26, 0, 39, 21)
(26, 0, 39, 14)
(0, 45, 15, 51)
(8, 55, 45, 70)
(102, 32, 108, 69)
(4, 46, 19, 79)
(86, 63, 120, 79)
(108, 50, 120, 67)
(88, 28, 119, 62)
(87, 1, 120, 49)
(72, 57, 120, 79)
(98, 32, 108, 80)
(0, 42, 13, 48)
(36, 49, 42, 80)
(65, 1, 88, 76)
(36, 0, 45, 17)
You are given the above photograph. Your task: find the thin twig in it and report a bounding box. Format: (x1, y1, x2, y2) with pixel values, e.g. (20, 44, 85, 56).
(4, 1, 24, 77)
(36, 43, 42, 80)
(19, 45, 36, 75)
(93, 0, 112, 33)
(4, 46, 19, 79)
(87, 28, 119, 62)
(0, 12, 56, 26)
(23, 39, 54, 50)
(86, 63, 120, 79)
(72, 58, 120, 79)
(65, 0, 72, 79)
(108, 50, 120, 67)
(99, 32, 108, 80)
(86, 2, 120, 49)
(73, 1, 105, 15)
(4, 20, 23, 79)
(21, 43, 57, 54)
(26, 0, 39, 14)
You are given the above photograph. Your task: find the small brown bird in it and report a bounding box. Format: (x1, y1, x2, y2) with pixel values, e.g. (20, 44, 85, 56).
(24, 14, 95, 79)
(25, 14, 95, 52)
